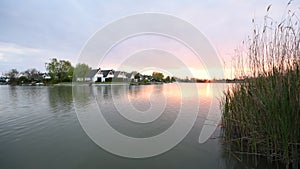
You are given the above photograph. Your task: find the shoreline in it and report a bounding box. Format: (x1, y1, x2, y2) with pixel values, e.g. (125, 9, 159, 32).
(0, 81, 237, 87)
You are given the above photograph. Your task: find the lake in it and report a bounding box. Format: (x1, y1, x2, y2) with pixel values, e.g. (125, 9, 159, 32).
(0, 83, 277, 169)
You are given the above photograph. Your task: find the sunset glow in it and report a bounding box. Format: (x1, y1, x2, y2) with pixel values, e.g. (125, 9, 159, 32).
(1, 0, 299, 79)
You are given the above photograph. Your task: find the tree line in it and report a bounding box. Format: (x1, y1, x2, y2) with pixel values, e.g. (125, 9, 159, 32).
(2, 58, 90, 85)
(2, 58, 175, 85)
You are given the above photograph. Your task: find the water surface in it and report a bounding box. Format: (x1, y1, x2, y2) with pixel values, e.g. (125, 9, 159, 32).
(0, 84, 277, 169)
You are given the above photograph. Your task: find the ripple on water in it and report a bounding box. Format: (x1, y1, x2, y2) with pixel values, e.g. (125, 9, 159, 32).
(0, 84, 280, 169)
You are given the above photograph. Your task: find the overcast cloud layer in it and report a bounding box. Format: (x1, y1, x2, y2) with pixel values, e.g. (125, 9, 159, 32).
(0, 0, 299, 78)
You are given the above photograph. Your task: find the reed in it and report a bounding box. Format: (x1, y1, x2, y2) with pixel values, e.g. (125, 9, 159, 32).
(221, 3, 300, 168)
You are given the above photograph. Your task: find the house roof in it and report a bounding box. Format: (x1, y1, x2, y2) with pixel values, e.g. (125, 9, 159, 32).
(114, 71, 120, 77)
(101, 69, 114, 77)
(113, 71, 123, 77)
(88, 69, 100, 78)
(126, 72, 132, 78)
(115, 71, 130, 78)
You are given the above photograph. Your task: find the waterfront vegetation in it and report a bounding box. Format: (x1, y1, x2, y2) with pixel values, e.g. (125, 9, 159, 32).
(2, 3, 299, 168)
(221, 6, 300, 168)
(1, 57, 187, 86)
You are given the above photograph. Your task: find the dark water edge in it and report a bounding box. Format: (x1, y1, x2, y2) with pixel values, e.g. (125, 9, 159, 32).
(0, 85, 282, 169)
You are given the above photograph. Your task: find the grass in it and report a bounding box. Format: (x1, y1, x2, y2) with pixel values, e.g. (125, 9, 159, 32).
(221, 4, 300, 168)
(57, 81, 129, 85)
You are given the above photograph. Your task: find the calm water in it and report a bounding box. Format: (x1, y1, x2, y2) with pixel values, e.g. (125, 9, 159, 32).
(0, 83, 277, 169)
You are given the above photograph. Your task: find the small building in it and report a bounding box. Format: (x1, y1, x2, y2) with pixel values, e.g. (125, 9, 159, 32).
(0, 76, 7, 84)
(85, 68, 102, 82)
(101, 69, 114, 82)
(41, 73, 51, 80)
(114, 71, 127, 79)
(18, 73, 28, 78)
(127, 72, 135, 81)
(83, 68, 115, 82)
(126, 72, 139, 82)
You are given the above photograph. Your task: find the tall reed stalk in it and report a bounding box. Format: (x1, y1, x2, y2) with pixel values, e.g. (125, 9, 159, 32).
(222, 3, 300, 168)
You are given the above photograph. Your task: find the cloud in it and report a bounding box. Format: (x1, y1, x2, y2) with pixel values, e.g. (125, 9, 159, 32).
(0, 42, 40, 55)
(0, 42, 44, 72)
(0, 53, 7, 62)
(1, 0, 299, 77)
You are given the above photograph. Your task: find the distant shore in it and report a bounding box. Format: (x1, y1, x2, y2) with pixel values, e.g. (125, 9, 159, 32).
(0, 81, 241, 86)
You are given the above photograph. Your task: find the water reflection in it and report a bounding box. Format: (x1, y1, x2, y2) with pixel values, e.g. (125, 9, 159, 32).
(0, 84, 280, 169)
(48, 86, 73, 107)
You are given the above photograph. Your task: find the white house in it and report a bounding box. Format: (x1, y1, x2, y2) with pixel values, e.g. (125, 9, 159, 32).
(17, 73, 28, 78)
(126, 72, 138, 82)
(114, 71, 127, 79)
(94, 70, 103, 82)
(101, 69, 114, 82)
(85, 68, 102, 82)
(83, 68, 115, 82)
(41, 73, 51, 80)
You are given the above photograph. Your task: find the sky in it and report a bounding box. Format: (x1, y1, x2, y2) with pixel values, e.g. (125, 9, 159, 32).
(0, 0, 299, 79)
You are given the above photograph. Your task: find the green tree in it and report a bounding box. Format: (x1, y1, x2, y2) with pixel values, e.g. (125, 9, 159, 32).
(24, 68, 39, 81)
(6, 69, 19, 84)
(6, 69, 19, 79)
(18, 76, 29, 84)
(152, 72, 164, 82)
(58, 60, 73, 82)
(171, 76, 176, 82)
(134, 72, 141, 81)
(61, 60, 73, 82)
(165, 76, 170, 82)
(73, 63, 91, 81)
(46, 58, 74, 83)
(46, 58, 59, 81)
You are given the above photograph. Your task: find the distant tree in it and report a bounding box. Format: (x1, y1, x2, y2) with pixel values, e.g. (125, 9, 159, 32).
(65, 62, 74, 82)
(74, 63, 91, 81)
(171, 76, 176, 82)
(134, 72, 141, 81)
(24, 68, 39, 81)
(46, 58, 74, 82)
(46, 58, 59, 81)
(6, 69, 18, 78)
(152, 72, 164, 82)
(6, 69, 19, 84)
(18, 76, 29, 84)
(165, 76, 171, 82)
(59, 60, 73, 82)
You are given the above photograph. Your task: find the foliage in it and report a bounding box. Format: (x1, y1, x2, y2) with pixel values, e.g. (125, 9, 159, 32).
(164, 76, 171, 82)
(46, 58, 74, 83)
(171, 76, 176, 82)
(18, 76, 30, 84)
(6, 69, 18, 79)
(73, 63, 91, 81)
(222, 5, 300, 168)
(24, 68, 39, 81)
(0, 77, 6, 83)
(5, 69, 19, 85)
(134, 72, 141, 80)
(152, 72, 164, 82)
